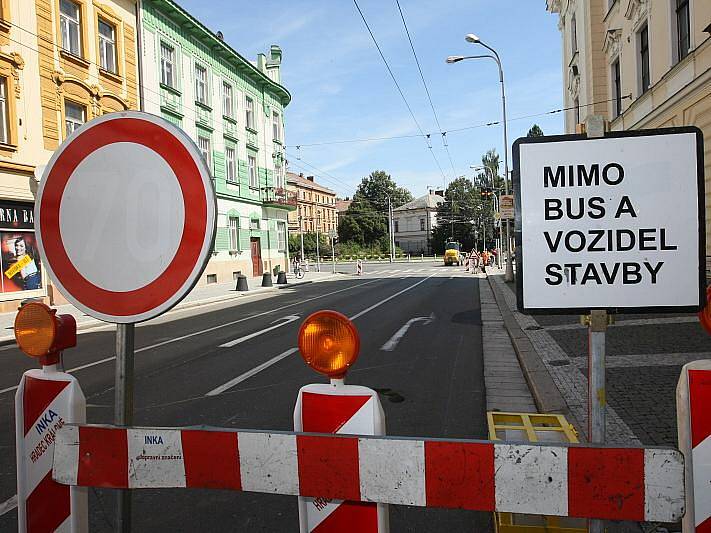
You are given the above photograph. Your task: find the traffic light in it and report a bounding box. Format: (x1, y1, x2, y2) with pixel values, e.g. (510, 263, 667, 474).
(480, 187, 494, 198)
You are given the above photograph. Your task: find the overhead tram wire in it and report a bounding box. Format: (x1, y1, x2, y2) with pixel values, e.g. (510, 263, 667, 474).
(352, 0, 449, 186)
(292, 94, 632, 148)
(394, 0, 457, 182)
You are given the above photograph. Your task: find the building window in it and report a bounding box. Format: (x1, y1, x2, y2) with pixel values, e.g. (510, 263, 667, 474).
(228, 216, 239, 250)
(245, 96, 255, 129)
(611, 58, 621, 118)
(420, 218, 425, 231)
(0, 78, 8, 145)
(222, 82, 233, 117)
(198, 135, 211, 168)
(394, 220, 399, 233)
(160, 42, 175, 87)
(639, 25, 650, 93)
(195, 64, 208, 104)
(98, 19, 117, 73)
(277, 221, 286, 251)
(573, 97, 580, 126)
(571, 13, 577, 54)
(675, 0, 690, 62)
(250, 218, 260, 230)
(225, 146, 236, 183)
(272, 111, 281, 142)
(248, 154, 257, 187)
(274, 161, 284, 189)
(64, 100, 85, 137)
(60, 0, 81, 56)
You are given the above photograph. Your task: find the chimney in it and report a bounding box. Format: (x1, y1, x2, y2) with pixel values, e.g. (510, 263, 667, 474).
(306, 175, 314, 182)
(299, 172, 304, 178)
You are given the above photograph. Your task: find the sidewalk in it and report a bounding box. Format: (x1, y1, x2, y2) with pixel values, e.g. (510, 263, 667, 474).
(487, 271, 640, 444)
(0, 271, 345, 345)
(479, 272, 537, 413)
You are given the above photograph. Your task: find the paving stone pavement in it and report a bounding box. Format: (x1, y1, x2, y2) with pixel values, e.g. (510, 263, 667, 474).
(490, 273, 640, 445)
(479, 277, 537, 413)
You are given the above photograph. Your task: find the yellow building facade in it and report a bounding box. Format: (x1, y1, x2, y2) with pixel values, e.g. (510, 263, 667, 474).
(0, 0, 138, 312)
(546, 0, 711, 259)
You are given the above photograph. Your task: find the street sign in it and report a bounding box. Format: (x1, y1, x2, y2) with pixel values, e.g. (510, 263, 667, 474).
(329, 229, 337, 240)
(513, 127, 704, 313)
(499, 195, 514, 220)
(35, 112, 217, 323)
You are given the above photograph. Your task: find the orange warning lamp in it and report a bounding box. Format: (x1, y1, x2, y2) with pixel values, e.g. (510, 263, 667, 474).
(298, 310, 360, 378)
(14, 302, 77, 365)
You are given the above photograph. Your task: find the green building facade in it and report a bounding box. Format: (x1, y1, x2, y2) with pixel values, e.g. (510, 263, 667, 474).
(139, 0, 295, 282)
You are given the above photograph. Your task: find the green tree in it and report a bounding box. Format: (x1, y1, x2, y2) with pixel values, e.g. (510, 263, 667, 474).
(431, 176, 482, 252)
(337, 170, 412, 248)
(527, 124, 544, 137)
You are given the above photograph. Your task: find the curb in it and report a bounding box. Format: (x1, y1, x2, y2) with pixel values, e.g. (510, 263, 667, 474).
(0, 275, 340, 348)
(486, 274, 570, 416)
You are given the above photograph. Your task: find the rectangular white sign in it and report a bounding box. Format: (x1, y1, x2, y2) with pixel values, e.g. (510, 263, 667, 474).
(513, 128, 704, 313)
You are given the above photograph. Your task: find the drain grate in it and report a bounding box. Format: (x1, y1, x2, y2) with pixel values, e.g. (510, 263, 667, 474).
(548, 359, 570, 366)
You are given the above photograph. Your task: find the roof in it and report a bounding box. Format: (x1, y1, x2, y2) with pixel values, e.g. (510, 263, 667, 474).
(286, 172, 335, 195)
(393, 193, 444, 212)
(335, 199, 352, 212)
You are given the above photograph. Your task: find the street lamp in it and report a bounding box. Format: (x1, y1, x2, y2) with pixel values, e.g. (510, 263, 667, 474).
(447, 35, 514, 282)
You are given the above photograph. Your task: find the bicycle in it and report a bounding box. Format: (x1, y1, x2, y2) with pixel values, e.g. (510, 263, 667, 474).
(293, 262, 305, 279)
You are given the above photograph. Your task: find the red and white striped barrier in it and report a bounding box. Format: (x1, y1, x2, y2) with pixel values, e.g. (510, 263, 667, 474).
(52, 424, 685, 523)
(677, 360, 711, 533)
(294, 382, 387, 532)
(16, 367, 87, 533)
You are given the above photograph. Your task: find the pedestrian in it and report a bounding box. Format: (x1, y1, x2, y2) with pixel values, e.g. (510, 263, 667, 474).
(481, 250, 489, 273)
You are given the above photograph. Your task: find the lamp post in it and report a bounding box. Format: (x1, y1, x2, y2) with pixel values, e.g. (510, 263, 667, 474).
(298, 215, 305, 267)
(447, 35, 514, 282)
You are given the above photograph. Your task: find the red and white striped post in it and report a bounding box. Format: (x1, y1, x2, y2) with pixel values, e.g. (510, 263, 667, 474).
(293, 309, 388, 532)
(14, 302, 86, 532)
(15, 363, 87, 532)
(294, 380, 387, 532)
(677, 360, 711, 533)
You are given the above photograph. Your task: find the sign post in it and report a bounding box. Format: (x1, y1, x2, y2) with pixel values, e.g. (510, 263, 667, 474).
(513, 126, 704, 532)
(35, 111, 216, 531)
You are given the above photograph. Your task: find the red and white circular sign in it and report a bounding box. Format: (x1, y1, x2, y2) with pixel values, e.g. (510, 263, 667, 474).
(36, 111, 216, 323)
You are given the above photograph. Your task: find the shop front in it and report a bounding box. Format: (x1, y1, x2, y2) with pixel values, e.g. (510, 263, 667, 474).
(0, 200, 46, 313)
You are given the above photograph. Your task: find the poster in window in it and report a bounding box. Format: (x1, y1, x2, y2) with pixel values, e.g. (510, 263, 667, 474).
(1, 232, 42, 292)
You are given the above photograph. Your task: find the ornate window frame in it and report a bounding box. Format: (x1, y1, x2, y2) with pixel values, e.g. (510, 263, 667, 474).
(0, 52, 24, 154)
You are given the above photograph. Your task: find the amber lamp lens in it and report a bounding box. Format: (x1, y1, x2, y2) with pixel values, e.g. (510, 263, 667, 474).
(298, 310, 360, 377)
(14, 302, 56, 357)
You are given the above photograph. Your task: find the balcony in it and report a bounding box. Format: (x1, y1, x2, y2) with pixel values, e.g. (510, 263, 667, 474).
(262, 187, 297, 210)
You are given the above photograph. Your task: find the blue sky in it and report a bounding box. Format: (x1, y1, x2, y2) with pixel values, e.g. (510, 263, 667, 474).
(179, 0, 563, 198)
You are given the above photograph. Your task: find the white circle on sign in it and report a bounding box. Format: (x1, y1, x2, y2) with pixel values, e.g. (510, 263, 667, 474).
(59, 142, 185, 292)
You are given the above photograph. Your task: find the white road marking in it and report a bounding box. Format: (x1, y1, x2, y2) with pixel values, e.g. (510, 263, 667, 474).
(205, 347, 298, 396)
(380, 313, 435, 351)
(0, 494, 17, 517)
(0, 277, 387, 397)
(350, 274, 435, 320)
(220, 315, 300, 348)
(204, 272, 431, 391)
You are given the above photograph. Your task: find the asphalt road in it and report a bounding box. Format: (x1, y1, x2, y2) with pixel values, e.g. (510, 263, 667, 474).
(0, 261, 490, 532)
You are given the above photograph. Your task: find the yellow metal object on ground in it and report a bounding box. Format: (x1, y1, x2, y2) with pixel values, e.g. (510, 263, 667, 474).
(487, 412, 585, 533)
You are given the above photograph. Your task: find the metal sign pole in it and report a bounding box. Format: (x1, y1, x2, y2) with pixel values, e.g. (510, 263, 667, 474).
(115, 323, 135, 532)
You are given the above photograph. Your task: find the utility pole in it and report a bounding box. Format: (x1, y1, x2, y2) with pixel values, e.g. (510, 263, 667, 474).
(387, 196, 394, 262)
(299, 215, 304, 265)
(315, 214, 321, 272)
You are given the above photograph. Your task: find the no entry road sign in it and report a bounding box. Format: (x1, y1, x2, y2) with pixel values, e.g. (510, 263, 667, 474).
(513, 127, 704, 313)
(36, 112, 216, 323)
